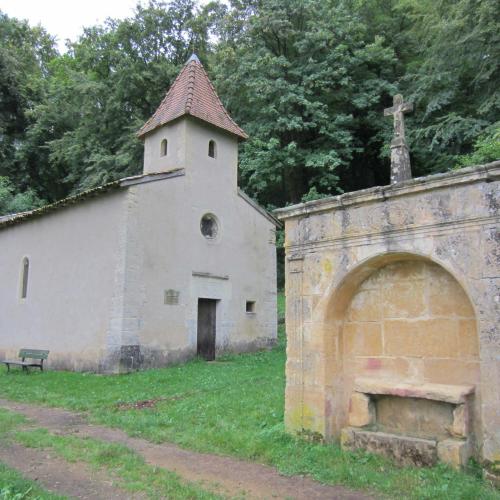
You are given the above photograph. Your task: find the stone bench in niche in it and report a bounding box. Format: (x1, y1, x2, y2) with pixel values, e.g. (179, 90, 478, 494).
(341, 377, 475, 468)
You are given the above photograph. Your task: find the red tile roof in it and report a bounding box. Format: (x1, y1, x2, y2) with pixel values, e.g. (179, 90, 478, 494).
(138, 54, 248, 140)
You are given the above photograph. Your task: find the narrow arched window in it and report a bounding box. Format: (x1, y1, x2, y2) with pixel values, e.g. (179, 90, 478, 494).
(160, 139, 168, 157)
(208, 140, 216, 158)
(21, 257, 29, 299)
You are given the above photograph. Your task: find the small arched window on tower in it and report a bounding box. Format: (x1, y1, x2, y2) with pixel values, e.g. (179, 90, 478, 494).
(160, 139, 168, 157)
(20, 257, 29, 299)
(208, 140, 216, 158)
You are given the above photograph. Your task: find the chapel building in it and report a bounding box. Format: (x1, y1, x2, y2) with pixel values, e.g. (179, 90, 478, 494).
(0, 54, 278, 373)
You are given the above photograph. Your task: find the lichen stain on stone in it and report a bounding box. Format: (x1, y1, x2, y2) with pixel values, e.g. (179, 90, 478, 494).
(289, 404, 315, 430)
(322, 259, 332, 275)
(298, 218, 312, 242)
(340, 209, 350, 234)
(339, 252, 351, 271)
(485, 187, 499, 214)
(484, 229, 500, 269)
(388, 202, 414, 227)
(315, 214, 329, 241)
(434, 193, 452, 220)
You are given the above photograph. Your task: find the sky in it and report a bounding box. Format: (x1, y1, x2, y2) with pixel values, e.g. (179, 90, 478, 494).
(0, 0, 145, 51)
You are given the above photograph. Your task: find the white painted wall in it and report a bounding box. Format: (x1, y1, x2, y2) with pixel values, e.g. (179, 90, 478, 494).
(0, 191, 126, 370)
(129, 117, 277, 365)
(0, 116, 277, 372)
(143, 120, 187, 174)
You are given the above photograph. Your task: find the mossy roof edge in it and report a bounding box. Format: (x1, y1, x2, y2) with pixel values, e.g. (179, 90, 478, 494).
(0, 169, 185, 231)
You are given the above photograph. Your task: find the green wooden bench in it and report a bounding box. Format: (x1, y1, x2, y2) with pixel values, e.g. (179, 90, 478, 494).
(1, 349, 49, 372)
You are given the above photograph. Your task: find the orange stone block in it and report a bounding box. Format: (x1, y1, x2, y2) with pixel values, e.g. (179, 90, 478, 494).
(383, 320, 415, 356)
(347, 289, 382, 322)
(423, 319, 460, 357)
(383, 280, 426, 319)
(343, 322, 383, 357)
(383, 261, 426, 281)
(423, 358, 480, 385)
(348, 392, 375, 427)
(451, 404, 469, 438)
(437, 439, 471, 469)
(428, 271, 474, 317)
(457, 319, 480, 358)
(384, 319, 458, 358)
(349, 356, 411, 380)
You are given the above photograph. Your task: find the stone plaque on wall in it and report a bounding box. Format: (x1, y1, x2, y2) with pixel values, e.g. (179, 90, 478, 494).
(164, 289, 180, 305)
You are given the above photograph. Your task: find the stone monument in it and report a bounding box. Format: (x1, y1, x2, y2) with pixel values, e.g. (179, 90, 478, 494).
(275, 160, 500, 472)
(384, 94, 413, 184)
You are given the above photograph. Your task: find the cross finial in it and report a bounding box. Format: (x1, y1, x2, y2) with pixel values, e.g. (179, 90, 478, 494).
(384, 94, 413, 143)
(187, 53, 200, 64)
(384, 94, 414, 184)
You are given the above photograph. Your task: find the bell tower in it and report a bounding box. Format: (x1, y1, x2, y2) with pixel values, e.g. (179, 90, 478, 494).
(137, 54, 247, 185)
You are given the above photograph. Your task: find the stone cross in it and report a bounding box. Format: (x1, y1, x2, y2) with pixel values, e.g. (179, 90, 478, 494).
(384, 94, 413, 184)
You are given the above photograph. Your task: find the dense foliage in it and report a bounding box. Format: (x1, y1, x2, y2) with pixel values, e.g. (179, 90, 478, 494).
(0, 0, 498, 214)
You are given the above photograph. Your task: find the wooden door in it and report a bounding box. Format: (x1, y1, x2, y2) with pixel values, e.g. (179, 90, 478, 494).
(197, 299, 217, 360)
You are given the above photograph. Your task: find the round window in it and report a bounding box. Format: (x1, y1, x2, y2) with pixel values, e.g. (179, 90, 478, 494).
(200, 214, 219, 239)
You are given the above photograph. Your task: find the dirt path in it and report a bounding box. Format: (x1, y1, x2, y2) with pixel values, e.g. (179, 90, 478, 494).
(0, 442, 144, 499)
(0, 399, 373, 500)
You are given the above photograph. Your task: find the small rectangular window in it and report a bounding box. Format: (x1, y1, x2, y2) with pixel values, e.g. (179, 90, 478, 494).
(246, 301, 256, 313)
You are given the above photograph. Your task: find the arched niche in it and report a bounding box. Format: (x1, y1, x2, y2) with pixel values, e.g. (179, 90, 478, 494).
(320, 252, 481, 445)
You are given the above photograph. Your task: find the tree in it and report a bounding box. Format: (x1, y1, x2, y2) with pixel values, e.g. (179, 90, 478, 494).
(211, 0, 398, 206)
(0, 12, 57, 201)
(0, 177, 45, 215)
(16, 0, 211, 201)
(400, 0, 500, 173)
(1, 0, 498, 216)
(455, 122, 500, 169)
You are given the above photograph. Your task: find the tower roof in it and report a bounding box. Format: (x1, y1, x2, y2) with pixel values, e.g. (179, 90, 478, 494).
(138, 54, 248, 140)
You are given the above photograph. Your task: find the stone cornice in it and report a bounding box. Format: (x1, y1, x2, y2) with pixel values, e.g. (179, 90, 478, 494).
(274, 161, 500, 221)
(284, 213, 497, 253)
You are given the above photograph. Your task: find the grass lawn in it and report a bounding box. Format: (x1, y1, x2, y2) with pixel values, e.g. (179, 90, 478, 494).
(0, 409, 219, 500)
(0, 411, 66, 499)
(0, 297, 498, 499)
(0, 464, 66, 500)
